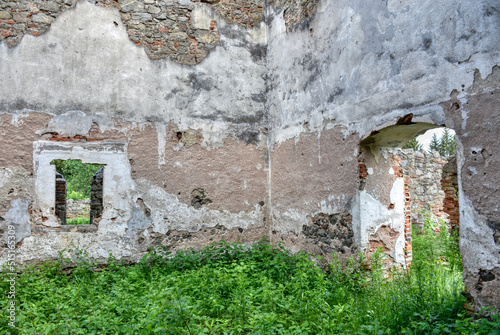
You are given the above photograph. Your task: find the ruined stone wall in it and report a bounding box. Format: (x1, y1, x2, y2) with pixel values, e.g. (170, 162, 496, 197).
(0, 0, 270, 266)
(0, 115, 269, 264)
(0, 0, 268, 138)
(0, 0, 268, 64)
(267, 0, 499, 309)
(400, 150, 449, 228)
(66, 199, 90, 220)
(0, 0, 499, 310)
(399, 150, 460, 232)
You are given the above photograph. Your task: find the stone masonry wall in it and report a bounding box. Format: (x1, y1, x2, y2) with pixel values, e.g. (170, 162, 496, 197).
(0, 0, 319, 63)
(0, 0, 498, 311)
(66, 199, 90, 220)
(0, 0, 221, 64)
(400, 150, 458, 230)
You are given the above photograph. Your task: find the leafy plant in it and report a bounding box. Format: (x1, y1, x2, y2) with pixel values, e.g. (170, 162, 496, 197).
(0, 236, 497, 335)
(50, 159, 103, 199)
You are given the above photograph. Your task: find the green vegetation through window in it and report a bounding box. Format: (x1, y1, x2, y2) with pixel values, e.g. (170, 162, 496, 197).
(50, 159, 103, 225)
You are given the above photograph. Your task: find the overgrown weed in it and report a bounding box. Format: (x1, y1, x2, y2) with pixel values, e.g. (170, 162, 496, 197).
(0, 231, 498, 334)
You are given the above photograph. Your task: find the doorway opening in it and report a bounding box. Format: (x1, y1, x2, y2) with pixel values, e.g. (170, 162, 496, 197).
(404, 127, 459, 233)
(358, 120, 460, 270)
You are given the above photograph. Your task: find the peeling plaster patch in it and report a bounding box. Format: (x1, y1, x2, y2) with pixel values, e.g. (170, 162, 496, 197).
(0, 167, 33, 215)
(155, 122, 167, 167)
(191, 3, 218, 30)
(457, 137, 500, 272)
(460, 193, 500, 271)
(126, 206, 153, 232)
(135, 179, 265, 235)
(5, 231, 139, 266)
(1, 198, 31, 244)
(44, 111, 95, 136)
(272, 208, 309, 234)
(9, 111, 30, 126)
(353, 178, 406, 266)
(468, 166, 478, 175)
(461, 104, 469, 130)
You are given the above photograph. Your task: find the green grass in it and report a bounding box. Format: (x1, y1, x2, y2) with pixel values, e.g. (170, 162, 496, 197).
(66, 217, 90, 225)
(1, 226, 498, 334)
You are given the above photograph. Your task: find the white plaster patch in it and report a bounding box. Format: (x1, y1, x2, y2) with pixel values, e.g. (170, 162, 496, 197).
(191, 3, 217, 30)
(272, 208, 309, 234)
(1, 198, 31, 244)
(155, 122, 167, 167)
(273, 195, 349, 235)
(135, 179, 265, 234)
(9, 111, 30, 126)
(0, 168, 14, 189)
(352, 178, 406, 266)
(43, 111, 94, 136)
(468, 166, 478, 175)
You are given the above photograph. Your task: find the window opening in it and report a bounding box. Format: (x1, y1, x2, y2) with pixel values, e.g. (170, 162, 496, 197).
(50, 159, 104, 225)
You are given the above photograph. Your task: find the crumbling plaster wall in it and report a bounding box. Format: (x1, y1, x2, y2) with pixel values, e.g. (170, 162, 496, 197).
(267, 0, 499, 309)
(0, 0, 270, 265)
(354, 149, 407, 268)
(441, 68, 500, 310)
(0, 1, 268, 142)
(0, 0, 499, 310)
(269, 126, 359, 258)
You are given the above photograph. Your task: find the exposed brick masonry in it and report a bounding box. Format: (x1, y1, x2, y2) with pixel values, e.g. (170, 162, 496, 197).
(90, 167, 103, 225)
(395, 153, 414, 267)
(0, 0, 319, 63)
(441, 157, 459, 232)
(55, 171, 66, 225)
